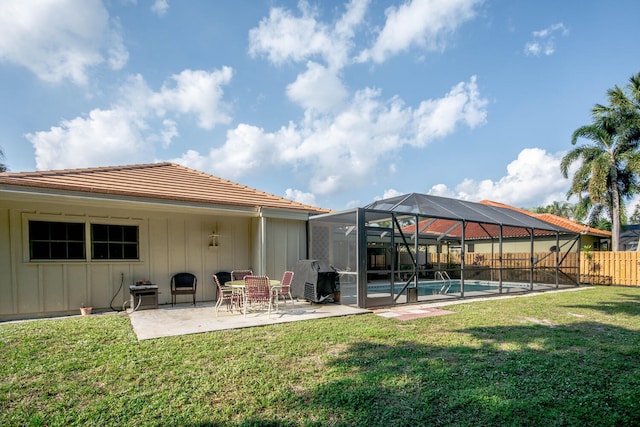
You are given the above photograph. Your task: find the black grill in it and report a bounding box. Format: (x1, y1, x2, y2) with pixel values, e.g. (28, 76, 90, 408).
(291, 260, 338, 303)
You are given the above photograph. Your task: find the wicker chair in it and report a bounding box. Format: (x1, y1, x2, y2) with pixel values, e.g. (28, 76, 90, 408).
(231, 269, 253, 281)
(242, 275, 275, 318)
(275, 271, 294, 305)
(213, 273, 236, 317)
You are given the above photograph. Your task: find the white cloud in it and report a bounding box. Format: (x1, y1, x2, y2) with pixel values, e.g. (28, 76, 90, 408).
(286, 62, 348, 112)
(284, 188, 317, 206)
(427, 148, 570, 207)
(413, 75, 486, 144)
(357, 0, 482, 63)
(28, 67, 234, 170)
(0, 0, 128, 85)
(149, 67, 234, 129)
(378, 188, 405, 200)
(149, 119, 179, 148)
(248, 3, 334, 65)
(174, 76, 487, 197)
(27, 107, 148, 170)
(151, 0, 169, 16)
(248, 0, 367, 70)
(524, 23, 568, 57)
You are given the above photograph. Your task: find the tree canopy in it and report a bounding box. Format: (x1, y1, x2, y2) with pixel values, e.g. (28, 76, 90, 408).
(560, 72, 640, 251)
(0, 147, 6, 173)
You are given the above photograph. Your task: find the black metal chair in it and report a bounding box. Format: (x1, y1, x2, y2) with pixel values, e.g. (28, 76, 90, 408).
(170, 272, 197, 306)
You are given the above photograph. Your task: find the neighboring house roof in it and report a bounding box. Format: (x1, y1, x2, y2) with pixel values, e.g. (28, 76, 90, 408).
(402, 217, 563, 241)
(0, 162, 330, 214)
(619, 224, 640, 250)
(479, 200, 611, 238)
(364, 192, 570, 232)
(393, 197, 611, 241)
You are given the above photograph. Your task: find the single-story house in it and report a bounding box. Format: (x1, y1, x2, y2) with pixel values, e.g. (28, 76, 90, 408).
(620, 224, 640, 251)
(0, 162, 329, 320)
(476, 200, 611, 252)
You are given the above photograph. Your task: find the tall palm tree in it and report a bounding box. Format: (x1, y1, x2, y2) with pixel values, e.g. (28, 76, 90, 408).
(561, 72, 640, 251)
(0, 147, 6, 173)
(530, 201, 575, 218)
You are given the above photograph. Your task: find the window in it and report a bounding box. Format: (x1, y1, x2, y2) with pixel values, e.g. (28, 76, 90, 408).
(29, 221, 85, 260)
(91, 224, 139, 260)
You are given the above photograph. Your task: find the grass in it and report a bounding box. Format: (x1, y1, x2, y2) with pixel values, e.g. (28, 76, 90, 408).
(2, 286, 640, 426)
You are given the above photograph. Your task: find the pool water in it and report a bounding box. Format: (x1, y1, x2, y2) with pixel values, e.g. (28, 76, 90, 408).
(367, 280, 524, 296)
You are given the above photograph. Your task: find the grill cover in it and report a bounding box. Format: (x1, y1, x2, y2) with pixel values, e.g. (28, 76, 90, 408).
(291, 260, 338, 303)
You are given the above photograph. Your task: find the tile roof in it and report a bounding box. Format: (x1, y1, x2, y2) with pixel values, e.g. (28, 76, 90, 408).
(0, 162, 330, 214)
(397, 199, 611, 240)
(479, 200, 611, 237)
(402, 218, 558, 240)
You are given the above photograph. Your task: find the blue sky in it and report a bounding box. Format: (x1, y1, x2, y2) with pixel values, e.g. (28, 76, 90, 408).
(1, 0, 640, 212)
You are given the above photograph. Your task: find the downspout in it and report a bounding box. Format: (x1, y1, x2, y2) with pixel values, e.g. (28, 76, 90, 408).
(499, 225, 503, 293)
(555, 232, 560, 288)
(258, 207, 267, 275)
(529, 228, 534, 291)
(460, 220, 465, 297)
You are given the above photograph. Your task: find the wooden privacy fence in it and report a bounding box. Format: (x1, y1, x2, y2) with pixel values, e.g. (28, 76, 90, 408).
(424, 251, 640, 286)
(581, 251, 640, 286)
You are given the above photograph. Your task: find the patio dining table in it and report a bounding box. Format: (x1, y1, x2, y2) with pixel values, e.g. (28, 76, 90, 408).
(226, 279, 281, 288)
(225, 279, 282, 313)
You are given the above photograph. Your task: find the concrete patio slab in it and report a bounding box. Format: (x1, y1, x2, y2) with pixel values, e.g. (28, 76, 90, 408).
(128, 301, 370, 340)
(127, 287, 591, 340)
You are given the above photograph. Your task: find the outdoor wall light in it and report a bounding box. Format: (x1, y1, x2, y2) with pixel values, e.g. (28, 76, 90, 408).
(208, 230, 221, 248)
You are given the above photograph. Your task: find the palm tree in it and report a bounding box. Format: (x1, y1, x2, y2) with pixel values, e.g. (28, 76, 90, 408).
(531, 201, 575, 218)
(0, 147, 6, 173)
(561, 72, 640, 251)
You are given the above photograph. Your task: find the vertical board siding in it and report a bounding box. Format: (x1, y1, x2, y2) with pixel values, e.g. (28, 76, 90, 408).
(0, 198, 262, 317)
(0, 208, 13, 314)
(264, 218, 307, 280)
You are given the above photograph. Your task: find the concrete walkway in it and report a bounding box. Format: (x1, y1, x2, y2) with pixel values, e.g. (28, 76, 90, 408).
(128, 301, 370, 340)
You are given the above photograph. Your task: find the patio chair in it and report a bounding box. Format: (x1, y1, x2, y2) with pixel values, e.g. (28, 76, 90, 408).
(213, 273, 236, 317)
(170, 272, 197, 306)
(275, 271, 295, 305)
(243, 275, 275, 318)
(231, 269, 253, 281)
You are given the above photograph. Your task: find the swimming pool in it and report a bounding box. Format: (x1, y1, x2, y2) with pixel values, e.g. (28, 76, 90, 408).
(367, 280, 527, 296)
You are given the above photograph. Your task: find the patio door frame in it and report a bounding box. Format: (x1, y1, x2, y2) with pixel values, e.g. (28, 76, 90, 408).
(357, 208, 395, 308)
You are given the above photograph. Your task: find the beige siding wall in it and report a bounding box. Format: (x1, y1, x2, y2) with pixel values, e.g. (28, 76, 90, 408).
(0, 198, 309, 319)
(264, 218, 307, 279)
(470, 236, 582, 254)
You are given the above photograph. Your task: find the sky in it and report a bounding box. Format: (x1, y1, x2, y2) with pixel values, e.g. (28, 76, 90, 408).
(1, 0, 640, 212)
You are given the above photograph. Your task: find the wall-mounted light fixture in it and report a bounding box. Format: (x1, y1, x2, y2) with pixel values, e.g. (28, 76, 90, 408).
(208, 229, 221, 249)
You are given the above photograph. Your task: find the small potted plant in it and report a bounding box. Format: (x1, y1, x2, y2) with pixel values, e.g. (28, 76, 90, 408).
(80, 303, 92, 316)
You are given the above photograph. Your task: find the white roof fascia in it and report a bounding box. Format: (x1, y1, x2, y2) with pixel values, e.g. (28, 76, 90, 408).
(0, 187, 260, 217)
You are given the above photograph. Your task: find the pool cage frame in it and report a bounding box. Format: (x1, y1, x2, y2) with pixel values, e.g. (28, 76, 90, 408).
(308, 194, 582, 309)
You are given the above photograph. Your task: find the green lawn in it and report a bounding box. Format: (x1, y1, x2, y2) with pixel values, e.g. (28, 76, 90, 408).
(2, 286, 640, 426)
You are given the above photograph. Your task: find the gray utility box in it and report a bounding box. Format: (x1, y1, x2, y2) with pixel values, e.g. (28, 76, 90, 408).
(129, 285, 159, 310)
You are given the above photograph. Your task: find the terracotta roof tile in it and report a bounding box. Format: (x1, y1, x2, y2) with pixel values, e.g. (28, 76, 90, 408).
(535, 213, 611, 237)
(403, 218, 556, 240)
(0, 162, 330, 213)
(398, 200, 611, 240)
(479, 200, 610, 237)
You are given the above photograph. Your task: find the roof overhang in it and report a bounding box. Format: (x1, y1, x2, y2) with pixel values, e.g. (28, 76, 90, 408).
(0, 185, 260, 217)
